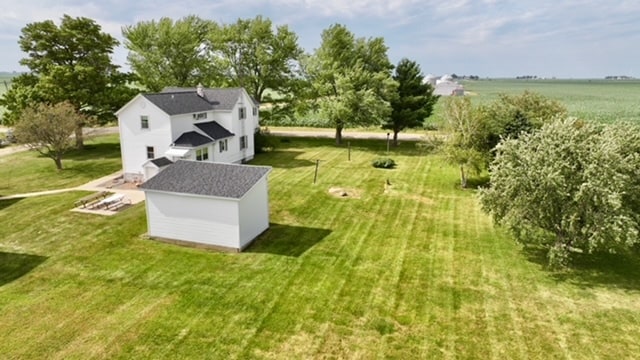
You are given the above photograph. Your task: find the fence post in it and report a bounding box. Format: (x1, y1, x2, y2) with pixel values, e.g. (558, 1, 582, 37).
(313, 159, 319, 184)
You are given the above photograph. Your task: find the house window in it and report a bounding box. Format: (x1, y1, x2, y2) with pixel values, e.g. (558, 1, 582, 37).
(252, 106, 258, 116)
(240, 135, 248, 150)
(196, 147, 209, 161)
(146, 146, 155, 159)
(219, 139, 228, 152)
(239, 107, 246, 120)
(141, 115, 149, 129)
(193, 112, 207, 120)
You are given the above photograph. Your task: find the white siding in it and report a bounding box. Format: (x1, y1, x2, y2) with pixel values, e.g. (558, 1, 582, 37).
(171, 113, 201, 142)
(145, 192, 241, 249)
(214, 111, 233, 132)
(238, 177, 270, 249)
(118, 96, 172, 181)
(225, 90, 257, 163)
(143, 164, 159, 180)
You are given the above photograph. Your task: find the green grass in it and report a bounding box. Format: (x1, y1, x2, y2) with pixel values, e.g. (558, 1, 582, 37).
(0, 134, 121, 196)
(1, 137, 640, 358)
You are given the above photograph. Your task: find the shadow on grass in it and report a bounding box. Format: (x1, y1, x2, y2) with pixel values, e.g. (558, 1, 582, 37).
(271, 136, 426, 157)
(252, 150, 316, 169)
(465, 176, 491, 189)
(247, 223, 331, 257)
(0, 198, 22, 211)
(0, 251, 48, 286)
(64, 142, 121, 161)
(522, 245, 640, 290)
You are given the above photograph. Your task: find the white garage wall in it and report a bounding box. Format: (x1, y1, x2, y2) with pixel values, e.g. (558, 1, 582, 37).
(238, 177, 270, 249)
(146, 191, 241, 249)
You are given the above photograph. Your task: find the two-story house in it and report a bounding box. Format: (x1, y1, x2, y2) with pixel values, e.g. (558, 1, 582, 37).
(116, 85, 259, 182)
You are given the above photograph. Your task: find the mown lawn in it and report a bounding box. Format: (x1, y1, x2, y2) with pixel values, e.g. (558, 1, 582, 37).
(1, 137, 639, 359)
(0, 134, 121, 196)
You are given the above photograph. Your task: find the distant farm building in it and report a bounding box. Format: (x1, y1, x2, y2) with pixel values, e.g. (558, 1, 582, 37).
(425, 74, 465, 96)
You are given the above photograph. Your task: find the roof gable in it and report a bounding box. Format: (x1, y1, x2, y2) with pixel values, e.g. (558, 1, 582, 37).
(173, 131, 213, 147)
(150, 157, 173, 167)
(140, 160, 271, 199)
(195, 121, 234, 140)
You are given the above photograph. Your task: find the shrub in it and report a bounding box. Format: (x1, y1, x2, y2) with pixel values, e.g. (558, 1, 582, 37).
(372, 157, 396, 169)
(253, 127, 278, 153)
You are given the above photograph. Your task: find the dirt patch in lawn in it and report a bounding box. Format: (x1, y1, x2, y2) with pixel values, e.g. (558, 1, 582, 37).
(328, 187, 362, 199)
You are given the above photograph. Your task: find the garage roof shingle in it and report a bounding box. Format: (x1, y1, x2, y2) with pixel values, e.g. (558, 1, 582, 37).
(140, 160, 271, 199)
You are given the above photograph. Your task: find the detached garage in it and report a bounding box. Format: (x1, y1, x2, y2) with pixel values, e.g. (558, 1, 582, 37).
(140, 160, 272, 252)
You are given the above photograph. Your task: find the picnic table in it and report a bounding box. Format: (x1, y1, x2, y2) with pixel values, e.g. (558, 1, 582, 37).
(74, 191, 110, 208)
(96, 193, 125, 209)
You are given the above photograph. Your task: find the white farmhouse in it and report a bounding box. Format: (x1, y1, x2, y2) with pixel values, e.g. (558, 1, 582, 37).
(116, 85, 259, 182)
(140, 160, 272, 252)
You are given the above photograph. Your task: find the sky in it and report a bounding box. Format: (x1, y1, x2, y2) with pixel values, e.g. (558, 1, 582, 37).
(0, 0, 639, 78)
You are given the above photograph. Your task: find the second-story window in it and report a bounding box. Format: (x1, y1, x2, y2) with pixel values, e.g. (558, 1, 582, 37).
(141, 115, 149, 129)
(252, 106, 258, 116)
(146, 146, 155, 159)
(239, 107, 246, 120)
(193, 112, 207, 120)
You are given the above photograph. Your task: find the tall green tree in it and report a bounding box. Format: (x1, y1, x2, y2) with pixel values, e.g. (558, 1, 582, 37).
(2, 14, 135, 148)
(210, 15, 304, 104)
(305, 24, 396, 144)
(13, 102, 86, 170)
(383, 58, 438, 146)
(123, 15, 216, 92)
(480, 118, 640, 267)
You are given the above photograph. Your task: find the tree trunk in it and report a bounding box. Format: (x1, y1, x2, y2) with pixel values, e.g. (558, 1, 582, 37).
(75, 126, 84, 150)
(460, 165, 467, 188)
(393, 130, 399, 147)
(335, 124, 343, 145)
(54, 155, 63, 170)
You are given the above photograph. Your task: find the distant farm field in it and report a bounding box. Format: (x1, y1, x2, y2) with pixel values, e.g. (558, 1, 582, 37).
(461, 79, 640, 123)
(2, 137, 640, 358)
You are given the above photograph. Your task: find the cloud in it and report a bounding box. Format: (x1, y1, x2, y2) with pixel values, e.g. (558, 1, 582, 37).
(0, 0, 639, 76)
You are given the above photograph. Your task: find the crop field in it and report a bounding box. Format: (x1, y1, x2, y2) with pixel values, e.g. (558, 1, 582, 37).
(1, 136, 640, 358)
(461, 79, 640, 123)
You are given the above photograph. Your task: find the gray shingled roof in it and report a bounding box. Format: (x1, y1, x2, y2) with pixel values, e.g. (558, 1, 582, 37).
(143, 92, 213, 115)
(150, 157, 173, 167)
(163, 87, 259, 106)
(195, 121, 234, 140)
(140, 160, 271, 199)
(173, 131, 213, 147)
(143, 87, 253, 115)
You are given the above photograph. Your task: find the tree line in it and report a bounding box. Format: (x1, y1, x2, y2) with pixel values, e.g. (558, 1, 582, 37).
(441, 92, 640, 268)
(0, 14, 439, 158)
